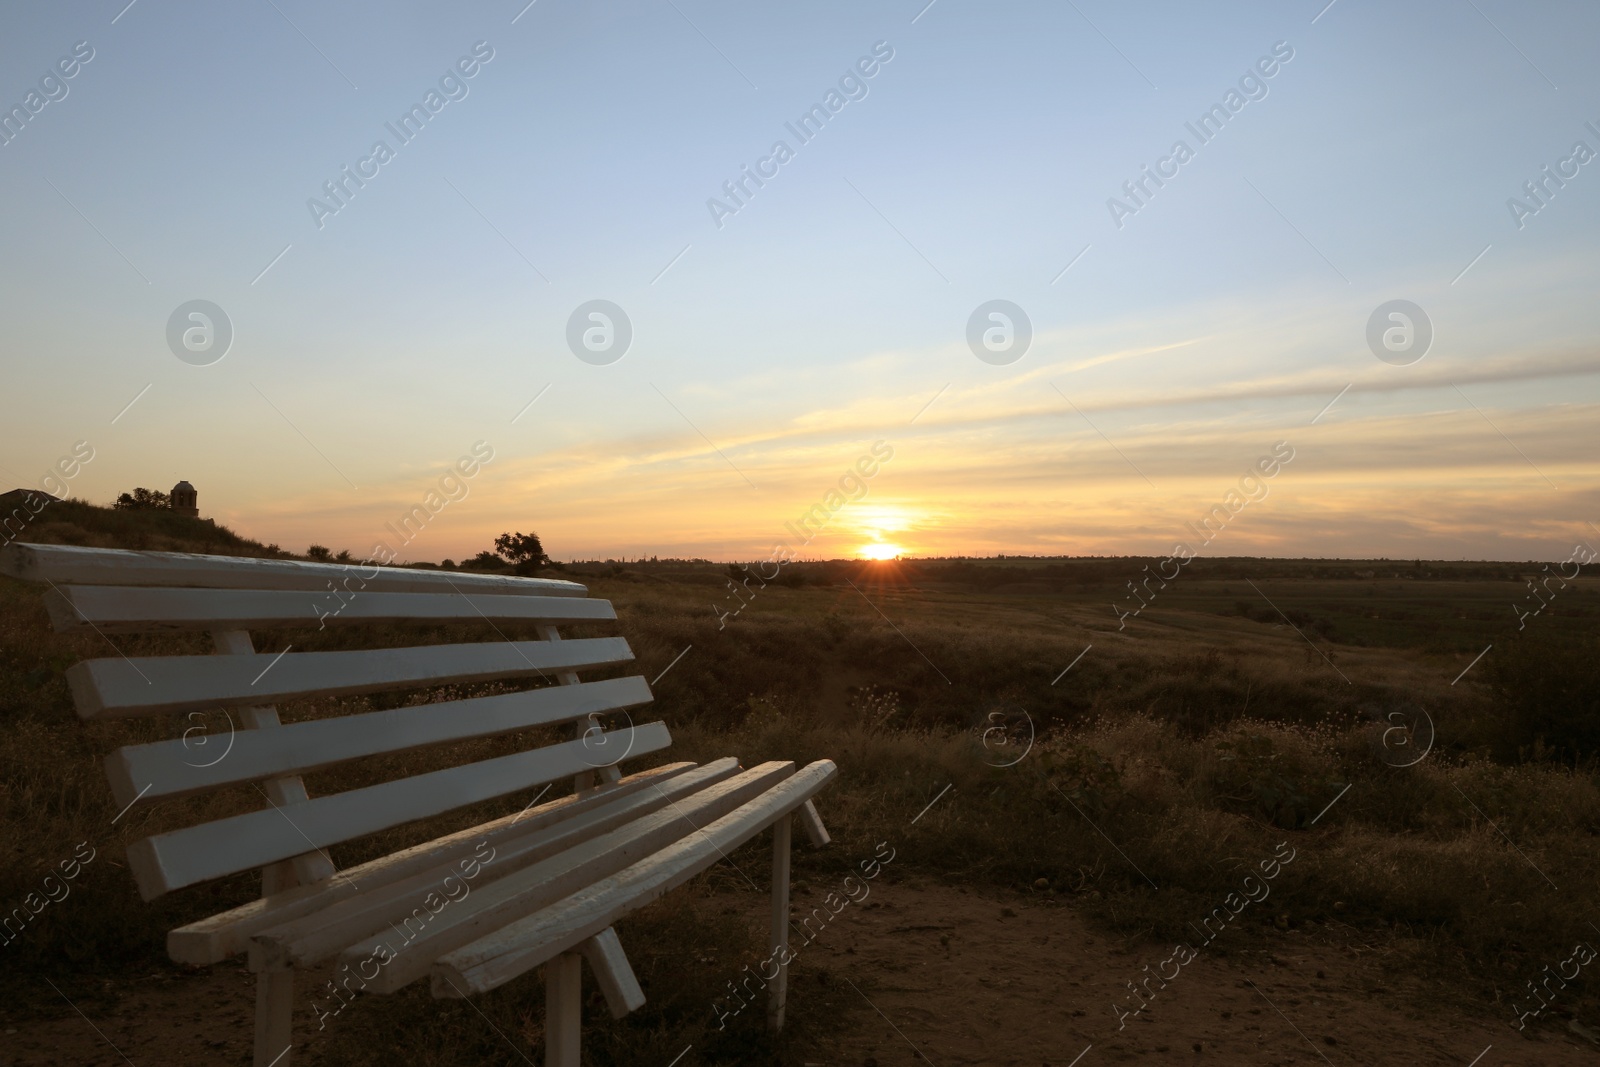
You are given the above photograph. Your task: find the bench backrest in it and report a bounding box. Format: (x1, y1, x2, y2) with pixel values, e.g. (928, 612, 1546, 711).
(1, 543, 664, 902)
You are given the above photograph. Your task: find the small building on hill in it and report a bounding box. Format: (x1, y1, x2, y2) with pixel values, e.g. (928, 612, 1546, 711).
(171, 481, 199, 518)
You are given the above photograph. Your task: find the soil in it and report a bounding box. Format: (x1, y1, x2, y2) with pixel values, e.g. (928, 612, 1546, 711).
(3, 882, 1594, 1066)
(784, 881, 1597, 1066)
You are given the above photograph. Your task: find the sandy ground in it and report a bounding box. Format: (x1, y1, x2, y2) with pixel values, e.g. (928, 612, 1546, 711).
(4, 882, 1596, 1066)
(787, 882, 1599, 1066)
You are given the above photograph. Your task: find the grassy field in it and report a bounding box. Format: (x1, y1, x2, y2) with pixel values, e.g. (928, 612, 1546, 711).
(4, 502, 1600, 1062)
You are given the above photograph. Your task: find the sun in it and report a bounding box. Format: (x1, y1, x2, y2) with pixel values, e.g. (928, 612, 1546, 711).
(860, 543, 902, 561)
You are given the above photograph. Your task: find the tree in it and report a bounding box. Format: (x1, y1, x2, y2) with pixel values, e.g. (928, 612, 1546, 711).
(306, 545, 332, 561)
(113, 487, 170, 510)
(495, 531, 549, 575)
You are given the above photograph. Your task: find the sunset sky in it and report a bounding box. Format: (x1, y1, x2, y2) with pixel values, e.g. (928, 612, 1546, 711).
(3, 0, 1597, 563)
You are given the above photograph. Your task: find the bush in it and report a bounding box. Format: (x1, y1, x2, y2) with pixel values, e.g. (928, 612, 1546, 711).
(1483, 627, 1600, 761)
(112, 487, 169, 510)
(1210, 729, 1342, 829)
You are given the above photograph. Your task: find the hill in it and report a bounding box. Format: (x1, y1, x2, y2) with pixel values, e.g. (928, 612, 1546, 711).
(1, 494, 282, 558)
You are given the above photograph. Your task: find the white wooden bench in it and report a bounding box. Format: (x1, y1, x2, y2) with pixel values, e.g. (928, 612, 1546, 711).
(2, 542, 834, 1066)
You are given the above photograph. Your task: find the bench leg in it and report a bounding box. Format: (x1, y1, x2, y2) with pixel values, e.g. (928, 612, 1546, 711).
(580, 927, 646, 1018)
(797, 798, 831, 846)
(253, 967, 294, 1067)
(546, 952, 583, 1067)
(767, 813, 791, 1033)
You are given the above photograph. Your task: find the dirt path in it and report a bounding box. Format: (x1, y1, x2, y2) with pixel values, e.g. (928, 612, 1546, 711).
(4, 882, 1594, 1066)
(774, 881, 1593, 1067)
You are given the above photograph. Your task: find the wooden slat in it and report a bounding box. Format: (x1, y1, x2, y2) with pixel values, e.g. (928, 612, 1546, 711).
(68, 637, 634, 720)
(0, 542, 586, 596)
(46, 586, 618, 634)
(250, 758, 743, 968)
(168, 761, 706, 965)
(106, 675, 655, 809)
(338, 762, 797, 993)
(124, 722, 671, 899)
(430, 760, 837, 997)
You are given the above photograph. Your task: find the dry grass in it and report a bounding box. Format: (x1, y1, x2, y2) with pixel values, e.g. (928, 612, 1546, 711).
(4, 531, 1600, 1061)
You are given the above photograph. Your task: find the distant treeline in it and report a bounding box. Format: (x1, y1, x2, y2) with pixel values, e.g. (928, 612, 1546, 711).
(559, 556, 1551, 589)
